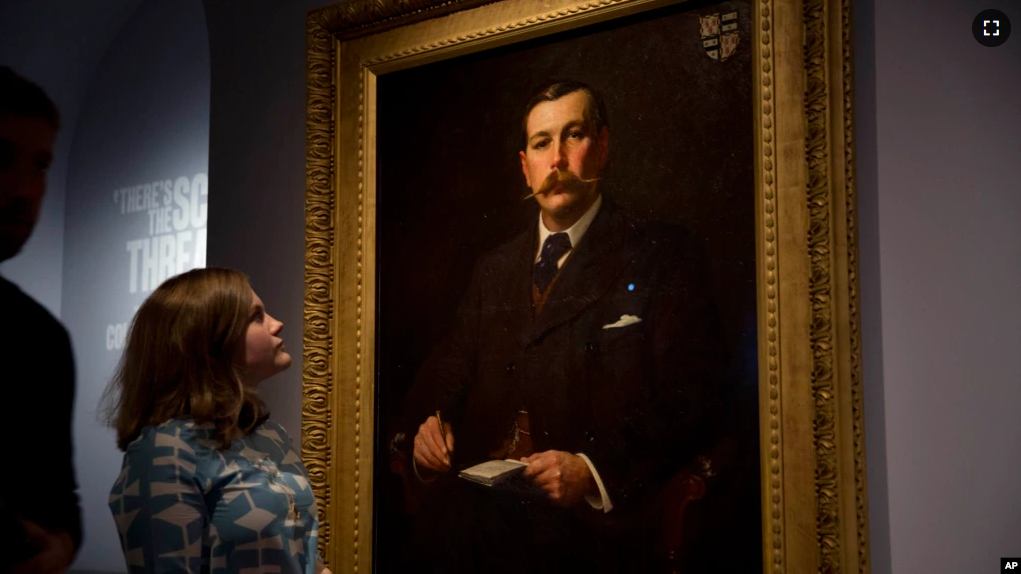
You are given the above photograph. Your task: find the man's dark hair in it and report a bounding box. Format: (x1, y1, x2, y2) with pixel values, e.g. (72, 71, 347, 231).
(521, 80, 608, 149)
(0, 66, 60, 129)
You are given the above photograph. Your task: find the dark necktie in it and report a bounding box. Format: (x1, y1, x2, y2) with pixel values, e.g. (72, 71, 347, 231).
(533, 232, 572, 294)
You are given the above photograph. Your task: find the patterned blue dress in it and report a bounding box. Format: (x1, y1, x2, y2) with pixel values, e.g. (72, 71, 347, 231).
(109, 418, 321, 573)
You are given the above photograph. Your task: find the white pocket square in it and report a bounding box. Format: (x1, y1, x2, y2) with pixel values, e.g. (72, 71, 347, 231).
(602, 314, 642, 330)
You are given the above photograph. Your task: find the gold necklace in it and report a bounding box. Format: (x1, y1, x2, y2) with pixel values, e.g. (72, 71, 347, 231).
(262, 455, 298, 519)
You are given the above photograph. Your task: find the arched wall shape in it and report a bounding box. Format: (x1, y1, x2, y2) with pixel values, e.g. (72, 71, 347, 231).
(61, 0, 210, 570)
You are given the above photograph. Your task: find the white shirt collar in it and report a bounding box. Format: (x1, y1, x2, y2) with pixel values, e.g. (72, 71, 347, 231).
(536, 194, 602, 263)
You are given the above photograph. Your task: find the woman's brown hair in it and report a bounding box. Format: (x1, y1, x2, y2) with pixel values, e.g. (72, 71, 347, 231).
(102, 267, 269, 450)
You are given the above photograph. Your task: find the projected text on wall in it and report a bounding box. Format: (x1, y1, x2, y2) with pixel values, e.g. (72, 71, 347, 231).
(105, 172, 208, 350)
(117, 173, 208, 293)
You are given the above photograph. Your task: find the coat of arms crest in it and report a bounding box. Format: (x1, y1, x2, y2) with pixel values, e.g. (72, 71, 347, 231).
(700, 11, 739, 61)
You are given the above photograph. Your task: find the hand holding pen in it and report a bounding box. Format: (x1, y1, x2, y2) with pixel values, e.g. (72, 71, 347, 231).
(412, 410, 455, 473)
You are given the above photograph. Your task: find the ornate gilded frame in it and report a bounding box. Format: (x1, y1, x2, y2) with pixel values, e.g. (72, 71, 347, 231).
(302, 0, 869, 572)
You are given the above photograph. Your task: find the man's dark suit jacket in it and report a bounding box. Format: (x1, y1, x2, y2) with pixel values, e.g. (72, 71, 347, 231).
(0, 276, 81, 568)
(402, 196, 726, 517)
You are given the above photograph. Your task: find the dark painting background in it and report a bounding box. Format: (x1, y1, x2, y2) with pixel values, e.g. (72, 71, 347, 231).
(374, 0, 760, 570)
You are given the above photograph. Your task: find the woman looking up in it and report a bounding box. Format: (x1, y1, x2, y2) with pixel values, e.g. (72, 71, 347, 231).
(104, 267, 328, 574)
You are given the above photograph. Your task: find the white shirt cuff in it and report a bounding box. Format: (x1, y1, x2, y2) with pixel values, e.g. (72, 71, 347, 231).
(576, 452, 613, 513)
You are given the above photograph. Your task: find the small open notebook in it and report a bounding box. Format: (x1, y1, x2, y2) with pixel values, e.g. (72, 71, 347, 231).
(458, 459, 528, 487)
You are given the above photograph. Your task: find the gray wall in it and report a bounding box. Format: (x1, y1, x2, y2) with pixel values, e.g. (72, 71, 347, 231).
(204, 0, 337, 440)
(61, 1, 210, 571)
(0, 0, 141, 317)
(857, 0, 1021, 572)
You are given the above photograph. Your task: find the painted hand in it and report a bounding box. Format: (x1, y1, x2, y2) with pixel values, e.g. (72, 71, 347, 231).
(413, 415, 455, 474)
(521, 450, 597, 507)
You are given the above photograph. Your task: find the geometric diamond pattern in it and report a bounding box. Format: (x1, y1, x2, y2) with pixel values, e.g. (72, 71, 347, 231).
(281, 449, 302, 467)
(125, 547, 145, 567)
(236, 534, 284, 552)
(241, 567, 283, 574)
(236, 507, 277, 533)
(112, 507, 139, 534)
(256, 427, 284, 445)
(153, 501, 204, 528)
(108, 418, 320, 573)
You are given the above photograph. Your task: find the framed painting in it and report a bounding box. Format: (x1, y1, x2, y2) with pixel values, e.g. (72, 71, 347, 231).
(302, 0, 869, 571)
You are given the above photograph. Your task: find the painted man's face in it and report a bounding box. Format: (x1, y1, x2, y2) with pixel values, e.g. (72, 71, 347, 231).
(519, 90, 609, 221)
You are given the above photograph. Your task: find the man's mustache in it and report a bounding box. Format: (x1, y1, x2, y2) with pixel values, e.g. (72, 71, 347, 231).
(522, 170, 600, 200)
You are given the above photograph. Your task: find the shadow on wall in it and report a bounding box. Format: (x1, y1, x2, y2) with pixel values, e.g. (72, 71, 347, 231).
(852, 0, 891, 570)
(857, 99, 894, 574)
(0, 0, 143, 315)
(60, 0, 210, 572)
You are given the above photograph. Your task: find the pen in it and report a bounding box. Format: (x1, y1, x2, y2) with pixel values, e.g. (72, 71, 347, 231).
(436, 410, 446, 443)
(436, 410, 449, 465)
